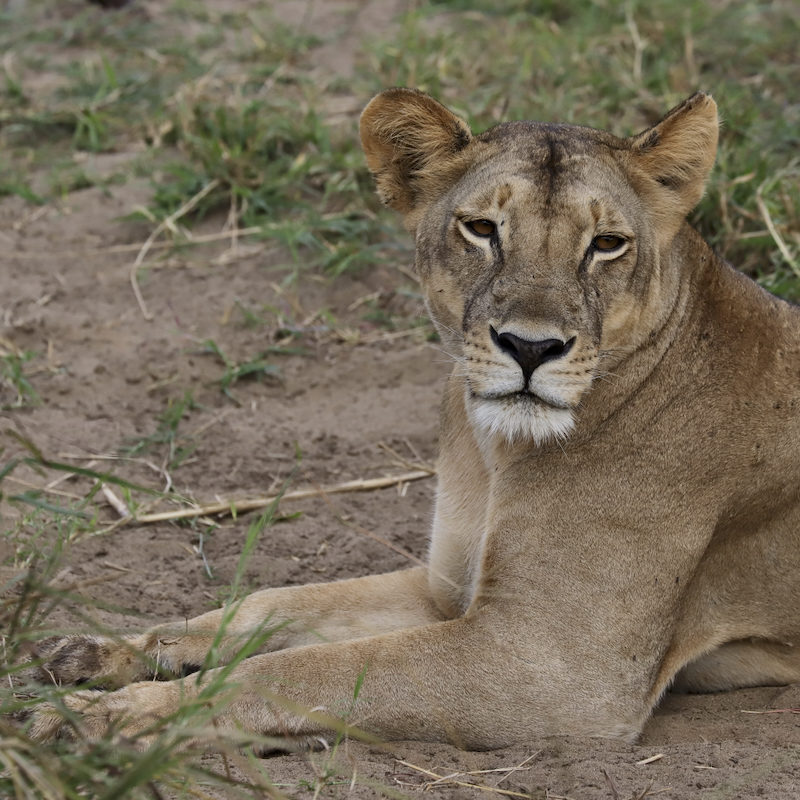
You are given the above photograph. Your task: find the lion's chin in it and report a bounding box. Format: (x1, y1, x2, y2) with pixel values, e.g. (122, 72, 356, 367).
(467, 393, 575, 446)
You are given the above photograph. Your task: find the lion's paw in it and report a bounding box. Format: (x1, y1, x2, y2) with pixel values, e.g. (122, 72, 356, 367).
(28, 690, 116, 743)
(18, 635, 150, 689)
(28, 686, 166, 745)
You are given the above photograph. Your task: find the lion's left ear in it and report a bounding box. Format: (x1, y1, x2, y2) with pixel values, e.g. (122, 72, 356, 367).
(628, 93, 719, 225)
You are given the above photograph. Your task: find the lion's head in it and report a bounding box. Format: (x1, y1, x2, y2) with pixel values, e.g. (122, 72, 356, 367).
(360, 89, 718, 445)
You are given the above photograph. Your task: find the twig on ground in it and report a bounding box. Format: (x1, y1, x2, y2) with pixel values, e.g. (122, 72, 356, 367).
(102, 561, 132, 572)
(101, 484, 131, 518)
(625, 5, 646, 86)
(4, 226, 267, 260)
(269, 282, 307, 319)
(130, 179, 221, 321)
(55, 453, 173, 494)
(44, 459, 98, 491)
(188, 408, 235, 439)
(377, 441, 435, 474)
(57, 452, 119, 460)
(635, 754, 664, 765)
(395, 263, 420, 284)
(755, 177, 800, 279)
(394, 760, 545, 799)
(129, 470, 434, 525)
(3, 475, 84, 501)
(0, 336, 23, 357)
(632, 783, 673, 799)
(495, 751, 541, 786)
(741, 707, 800, 714)
(346, 290, 382, 312)
(602, 767, 620, 800)
(429, 763, 535, 787)
(331, 327, 431, 346)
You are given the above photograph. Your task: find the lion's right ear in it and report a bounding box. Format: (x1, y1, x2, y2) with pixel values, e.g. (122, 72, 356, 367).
(359, 88, 473, 217)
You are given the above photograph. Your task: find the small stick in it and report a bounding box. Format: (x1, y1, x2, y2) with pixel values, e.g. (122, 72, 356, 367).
(741, 707, 800, 714)
(395, 263, 420, 284)
(4, 226, 266, 260)
(625, 5, 646, 86)
(756, 177, 800, 279)
(188, 408, 235, 438)
(394, 760, 537, 799)
(0, 335, 23, 356)
(495, 751, 541, 786)
(3, 475, 84, 501)
(602, 767, 621, 800)
(57, 453, 121, 460)
(45, 459, 98, 490)
(338, 328, 426, 345)
(636, 754, 664, 765)
(130, 470, 434, 525)
(269, 282, 307, 318)
(102, 561, 132, 572)
(101, 484, 131, 518)
(377, 440, 435, 474)
(131, 179, 221, 321)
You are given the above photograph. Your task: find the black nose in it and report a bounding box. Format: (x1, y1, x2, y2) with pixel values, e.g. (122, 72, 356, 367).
(490, 327, 574, 384)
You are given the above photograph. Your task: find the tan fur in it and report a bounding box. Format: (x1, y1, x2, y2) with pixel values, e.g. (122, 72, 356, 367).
(24, 90, 800, 750)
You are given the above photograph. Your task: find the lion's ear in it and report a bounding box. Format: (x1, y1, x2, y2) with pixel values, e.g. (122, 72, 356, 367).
(628, 93, 719, 225)
(359, 88, 473, 217)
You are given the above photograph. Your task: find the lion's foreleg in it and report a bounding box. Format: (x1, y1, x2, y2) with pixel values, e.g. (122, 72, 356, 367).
(30, 616, 528, 751)
(23, 567, 442, 689)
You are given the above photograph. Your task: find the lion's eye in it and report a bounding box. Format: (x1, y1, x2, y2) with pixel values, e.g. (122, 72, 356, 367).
(467, 219, 496, 237)
(594, 235, 624, 251)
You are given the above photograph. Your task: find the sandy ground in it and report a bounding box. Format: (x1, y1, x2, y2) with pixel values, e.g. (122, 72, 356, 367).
(2, 1, 799, 798)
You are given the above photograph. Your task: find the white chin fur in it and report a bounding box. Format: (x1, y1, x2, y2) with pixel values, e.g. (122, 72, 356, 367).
(468, 396, 575, 446)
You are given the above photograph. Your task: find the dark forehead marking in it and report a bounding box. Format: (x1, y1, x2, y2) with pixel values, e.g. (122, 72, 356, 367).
(477, 124, 577, 196)
(541, 130, 563, 200)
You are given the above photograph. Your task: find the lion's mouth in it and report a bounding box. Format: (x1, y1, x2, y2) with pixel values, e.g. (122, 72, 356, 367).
(466, 388, 576, 444)
(472, 389, 573, 412)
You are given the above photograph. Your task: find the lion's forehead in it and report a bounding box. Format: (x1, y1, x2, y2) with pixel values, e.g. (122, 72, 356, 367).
(455, 138, 635, 225)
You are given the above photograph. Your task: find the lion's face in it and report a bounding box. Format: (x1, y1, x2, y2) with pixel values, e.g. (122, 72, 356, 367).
(416, 127, 663, 444)
(360, 90, 718, 445)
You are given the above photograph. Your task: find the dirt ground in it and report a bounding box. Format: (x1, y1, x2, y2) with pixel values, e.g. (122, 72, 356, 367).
(2, 1, 800, 798)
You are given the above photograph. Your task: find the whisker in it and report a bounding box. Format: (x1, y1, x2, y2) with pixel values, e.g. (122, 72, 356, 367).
(434, 320, 465, 342)
(431, 345, 465, 363)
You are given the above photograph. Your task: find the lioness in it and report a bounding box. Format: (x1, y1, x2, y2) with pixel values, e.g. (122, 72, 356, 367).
(28, 89, 800, 749)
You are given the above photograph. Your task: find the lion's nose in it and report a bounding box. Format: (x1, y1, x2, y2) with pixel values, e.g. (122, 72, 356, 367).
(490, 328, 575, 384)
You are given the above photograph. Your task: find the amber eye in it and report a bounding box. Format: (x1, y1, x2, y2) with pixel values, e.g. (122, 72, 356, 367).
(467, 219, 496, 237)
(594, 234, 624, 251)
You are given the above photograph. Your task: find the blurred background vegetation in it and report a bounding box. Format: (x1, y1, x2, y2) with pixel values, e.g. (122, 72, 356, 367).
(1, 0, 799, 290)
